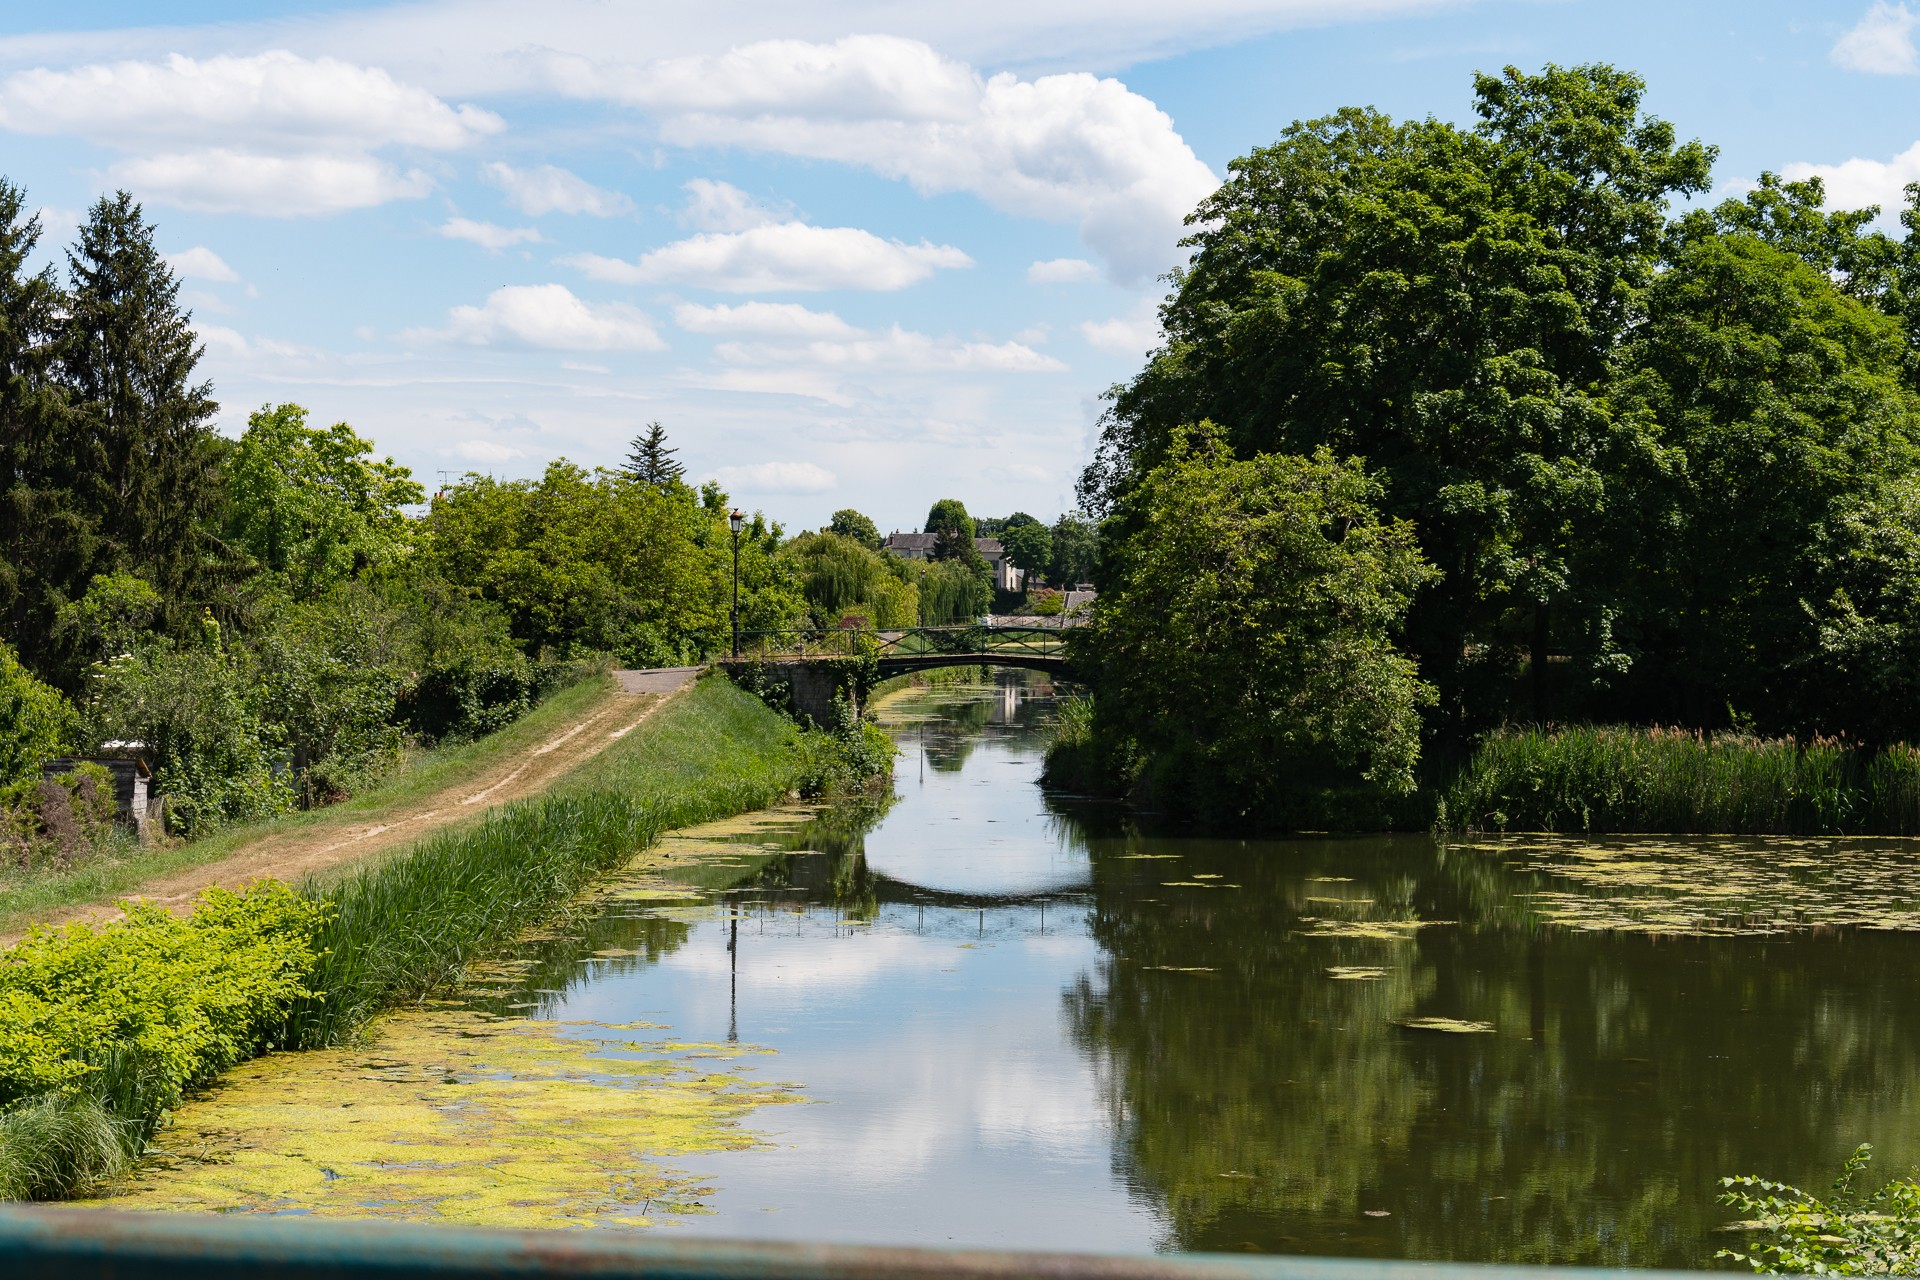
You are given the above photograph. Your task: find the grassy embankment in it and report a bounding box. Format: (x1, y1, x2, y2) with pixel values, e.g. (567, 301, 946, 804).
(0, 673, 875, 1199)
(1048, 711, 1920, 837)
(1441, 726, 1920, 835)
(0, 676, 619, 934)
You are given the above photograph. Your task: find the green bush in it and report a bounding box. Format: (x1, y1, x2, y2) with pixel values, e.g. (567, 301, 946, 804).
(1720, 1144, 1920, 1274)
(0, 883, 323, 1111)
(0, 641, 74, 788)
(0, 764, 119, 869)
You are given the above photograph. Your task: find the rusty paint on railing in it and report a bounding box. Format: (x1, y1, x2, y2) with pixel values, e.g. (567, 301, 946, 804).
(0, 1207, 1702, 1280)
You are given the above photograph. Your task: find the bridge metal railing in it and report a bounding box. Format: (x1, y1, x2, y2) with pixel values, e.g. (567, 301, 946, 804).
(0, 1206, 1702, 1280)
(735, 625, 1073, 662)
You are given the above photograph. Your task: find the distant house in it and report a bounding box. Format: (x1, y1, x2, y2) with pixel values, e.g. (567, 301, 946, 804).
(41, 756, 158, 842)
(882, 531, 1025, 594)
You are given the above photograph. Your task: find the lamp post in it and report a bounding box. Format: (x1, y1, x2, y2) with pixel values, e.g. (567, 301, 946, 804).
(729, 509, 745, 658)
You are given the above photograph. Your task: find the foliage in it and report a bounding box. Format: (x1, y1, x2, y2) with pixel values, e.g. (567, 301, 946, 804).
(924, 498, 975, 540)
(0, 763, 119, 869)
(1074, 425, 1437, 825)
(779, 530, 919, 628)
(996, 515, 1052, 577)
(0, 639, 73, 787)
(1029, 588, 1064, 617)
(1720, 1145, 1920, 1275)
(1441, 725, 1920, 836)
(827, 508, 881, 549)
(83, 633, 294, 837)
(221, 403, 423, 598)
(621, 420, 684, 490)
(1047, 513, 1098, 587)
(919, 557, 991, 625)
(423, 463, 801, 665)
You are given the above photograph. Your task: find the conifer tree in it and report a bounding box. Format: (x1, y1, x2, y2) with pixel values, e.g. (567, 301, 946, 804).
(622, 420, 684, 489)
(58, 191, 220, 642)
(0, 180, 89, 678)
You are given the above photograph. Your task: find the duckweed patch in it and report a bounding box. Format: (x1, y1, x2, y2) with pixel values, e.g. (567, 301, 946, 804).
(1458, 833, 1920, 935)
(93, 1007, 801, 1228)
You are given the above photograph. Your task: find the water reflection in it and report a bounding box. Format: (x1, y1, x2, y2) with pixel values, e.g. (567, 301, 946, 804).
(517, 671, 1920, 1268)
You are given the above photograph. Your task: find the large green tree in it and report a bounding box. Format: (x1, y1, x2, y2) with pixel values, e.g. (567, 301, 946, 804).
(1077, 424, 1436, 823)
(222, 403, 424, 598)
(1083, 66, 1712, 734)
(59, 192, 222, 642)
(0, 184, 87, 680)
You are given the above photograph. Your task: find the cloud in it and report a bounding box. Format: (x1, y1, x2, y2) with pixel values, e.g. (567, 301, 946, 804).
(715, 324, 1065, 372)
(714, 460, 837, 493)
(673, 301, 859, 337)
(1027, 257, 1100, 284)
(483, 162, 633, 216)
(1783, 140, 1920, 215)
(114, 150, 432, 216)
(165, 245, 239, 282)
(1833, 3, 1918, 74)
(415, 283, 665, 351)
(587, 36, 1217, 282)
(0, 50, 499, 216)
(437, 216, 543, 250)
(680, 177, 789, 231)
(450, 439, 524, 461)
(0, 50, 503, 148)
(564, 222, 971, 292)
(1079, 302, 1161, 356)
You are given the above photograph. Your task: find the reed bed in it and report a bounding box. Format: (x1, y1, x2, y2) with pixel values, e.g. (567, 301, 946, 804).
(1442, 725, 1920, 835)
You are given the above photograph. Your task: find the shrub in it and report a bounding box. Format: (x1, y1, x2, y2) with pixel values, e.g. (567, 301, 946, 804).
(0, 764, 119, 869)
(1029, 588, 1064, 617)
(0, 641, 74, 788)
(1720, 1144, 1920, 1274)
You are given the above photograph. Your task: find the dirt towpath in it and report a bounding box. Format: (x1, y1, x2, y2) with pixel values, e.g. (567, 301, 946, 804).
(9, 668, 703, 942)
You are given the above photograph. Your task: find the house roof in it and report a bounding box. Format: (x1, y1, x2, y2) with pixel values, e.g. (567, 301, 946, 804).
(881, 532, 1007, 560)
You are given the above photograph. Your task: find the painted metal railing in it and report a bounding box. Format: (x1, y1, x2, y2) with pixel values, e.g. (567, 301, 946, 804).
(736, 625, 1073, 662)
(0, 1207, 1701, 1280)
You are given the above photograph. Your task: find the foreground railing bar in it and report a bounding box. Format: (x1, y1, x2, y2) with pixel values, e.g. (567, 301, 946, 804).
(0, 1209, 1701, 1280)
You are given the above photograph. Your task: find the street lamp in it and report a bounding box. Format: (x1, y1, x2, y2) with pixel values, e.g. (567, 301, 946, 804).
(729, 509, 745, 658)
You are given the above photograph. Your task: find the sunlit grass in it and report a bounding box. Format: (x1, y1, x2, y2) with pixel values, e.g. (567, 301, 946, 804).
(1443, 726, 1920, 835)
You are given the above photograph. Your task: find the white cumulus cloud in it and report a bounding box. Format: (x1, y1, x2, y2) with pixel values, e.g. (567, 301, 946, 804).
(1833, 3, 1919, 74)
(450, 439, 525, 461)
(680, 178, 789, 231)
(484, 162, 634, 217)
(1783, 140, 1920, 216)
(714, 460, 837, 494)
(114, 151, 432, 216)
(1028, 257, 1100, 284)
(714, 325, 1065, 373)
(0, 50, 503, 148)
(165, 245, 239, 282)
(415, 283, 665, 351)
(1080, 302, 1161, 357)
(564, 222, 971, 293)
(674, 301, 859, 337)
(585, 36, 1216, 282)
(0, 50, 500, 216)
(438, 217, 544, 250)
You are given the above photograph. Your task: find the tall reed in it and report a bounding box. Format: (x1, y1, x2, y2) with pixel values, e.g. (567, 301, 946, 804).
(1442, 725, 1920, 835)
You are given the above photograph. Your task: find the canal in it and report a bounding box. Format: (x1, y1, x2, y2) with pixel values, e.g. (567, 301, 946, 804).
(112, 671, 1920, 1269)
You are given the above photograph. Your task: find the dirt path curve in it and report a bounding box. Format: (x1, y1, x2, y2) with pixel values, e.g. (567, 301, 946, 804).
(11, 668, 703, 942)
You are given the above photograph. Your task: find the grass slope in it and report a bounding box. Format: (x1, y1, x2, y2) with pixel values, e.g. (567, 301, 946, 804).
(0, 677, 617, 934)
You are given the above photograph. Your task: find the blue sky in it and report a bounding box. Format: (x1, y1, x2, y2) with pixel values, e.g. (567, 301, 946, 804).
(1, 1, 1916, 531)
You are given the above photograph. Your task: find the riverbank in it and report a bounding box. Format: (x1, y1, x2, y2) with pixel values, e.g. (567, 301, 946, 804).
(1047, 708, 1920, 836)
(0, 673, 672, 941)
(0, 673, 885, 1201)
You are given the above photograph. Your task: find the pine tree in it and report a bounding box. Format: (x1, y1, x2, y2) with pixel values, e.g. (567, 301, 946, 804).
(0, 179, 91, 680)
(58, 191, 221, 648)
(622, 421, 684, 489)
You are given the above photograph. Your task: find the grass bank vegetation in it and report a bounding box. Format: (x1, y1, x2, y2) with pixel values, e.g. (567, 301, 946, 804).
(0, 675, 891, 1201)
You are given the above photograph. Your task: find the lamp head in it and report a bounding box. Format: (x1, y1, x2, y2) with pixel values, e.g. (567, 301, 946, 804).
(728, 509, 745, 533)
